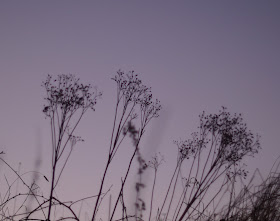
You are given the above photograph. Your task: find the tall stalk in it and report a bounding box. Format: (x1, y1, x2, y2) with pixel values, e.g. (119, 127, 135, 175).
(91, 71, 161, 221)
(42, 74, 101, 220)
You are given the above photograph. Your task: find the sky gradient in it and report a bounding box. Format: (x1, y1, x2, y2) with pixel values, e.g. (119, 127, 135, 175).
(0, 1, 280, 220)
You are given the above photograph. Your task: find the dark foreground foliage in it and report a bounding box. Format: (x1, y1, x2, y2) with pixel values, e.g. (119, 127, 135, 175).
(1, 72, 277, 221)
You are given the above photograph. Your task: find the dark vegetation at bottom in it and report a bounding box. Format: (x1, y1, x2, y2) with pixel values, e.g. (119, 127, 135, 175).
(0, 71, 278, 221)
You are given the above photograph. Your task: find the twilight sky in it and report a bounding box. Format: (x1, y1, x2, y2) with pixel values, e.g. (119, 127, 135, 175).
(0, 1, 280, 220)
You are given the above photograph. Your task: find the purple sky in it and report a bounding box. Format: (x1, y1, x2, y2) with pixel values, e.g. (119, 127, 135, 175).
(0, 1, 280, 220)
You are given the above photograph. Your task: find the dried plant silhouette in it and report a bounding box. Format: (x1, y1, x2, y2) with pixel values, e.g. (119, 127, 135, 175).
(92, 71, 161, 221)
(156, 108, 260, 221)
(42, 74, 102, 220)
(1, 72, 277, 221)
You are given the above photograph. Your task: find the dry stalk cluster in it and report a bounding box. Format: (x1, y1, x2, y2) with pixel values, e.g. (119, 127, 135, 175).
(1, 72, 276, 221)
